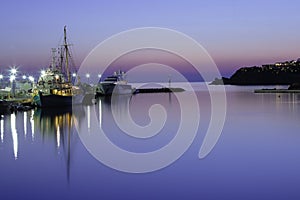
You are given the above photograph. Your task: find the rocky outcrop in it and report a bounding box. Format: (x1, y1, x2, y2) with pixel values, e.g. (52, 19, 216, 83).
(211, 60, 300, 85)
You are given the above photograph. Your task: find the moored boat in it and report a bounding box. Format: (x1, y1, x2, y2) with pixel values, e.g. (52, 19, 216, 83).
(96, 70, 134, 96)
(33, 26, 86, 107)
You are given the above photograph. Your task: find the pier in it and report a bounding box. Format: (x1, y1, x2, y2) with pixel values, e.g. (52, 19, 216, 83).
(134, 87, 185, 94)
(254, 89, 300, 93)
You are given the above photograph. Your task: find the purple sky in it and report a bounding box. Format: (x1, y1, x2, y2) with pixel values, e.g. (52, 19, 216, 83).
(1, 0, 300, 80)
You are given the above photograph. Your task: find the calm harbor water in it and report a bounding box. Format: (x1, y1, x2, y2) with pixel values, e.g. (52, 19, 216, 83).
(0, 83, 300, 199)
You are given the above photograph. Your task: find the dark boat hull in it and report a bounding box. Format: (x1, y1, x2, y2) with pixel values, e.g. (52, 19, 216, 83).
(39, 93, 73, 107)
(97, 83, 133, 96)
(38, 91, 85, 107)
(0, 100, 12, 114)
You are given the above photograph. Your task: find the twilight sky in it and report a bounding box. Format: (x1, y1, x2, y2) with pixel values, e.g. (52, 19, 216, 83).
(1, 0, 300, 80)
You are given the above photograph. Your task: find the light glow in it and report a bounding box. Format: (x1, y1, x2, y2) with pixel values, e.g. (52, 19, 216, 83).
(0, 116, 3, 143)
(24, 112, 27, 137)
(10, 75, 16, 82)
(28, 76, 34, 82)
(10, 67, 17, 75)
(41, 70, 46, 77)
(30, 110, 34, 140)
(11, 113, 18, 160)
(56, 125, 60, 148)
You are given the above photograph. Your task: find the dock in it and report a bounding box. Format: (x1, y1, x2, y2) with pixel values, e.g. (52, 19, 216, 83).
(254, 89, 300, 93)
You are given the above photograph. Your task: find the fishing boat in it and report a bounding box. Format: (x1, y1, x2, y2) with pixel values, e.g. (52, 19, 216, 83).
(33, 26, 86, 107)
(96, 70, 134, 96)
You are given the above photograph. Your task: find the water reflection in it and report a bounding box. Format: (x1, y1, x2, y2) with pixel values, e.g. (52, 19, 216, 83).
(0, 105, 86, 182)
(1, 87, 300, 199)
(99, 99, 102, 128)
(87, 94, 182, 154)
(257, 92, 300, 113)
(24, 112, 27, 137)
(57, 124, 60, 148)
(30, 110, 34, 140)
(87, 105, 91, 130)
(33, 106, 85, 181)
(11, 113, 18, 159)
(0, 115, 3, 142)
(0, 92, 299, 162)
(34, 107, 73, 138)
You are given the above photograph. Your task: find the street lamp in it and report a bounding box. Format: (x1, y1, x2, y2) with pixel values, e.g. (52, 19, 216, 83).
(28, 76, 34, 88)
(10, 67, 17, 75)
(10, 75, 16, 97)
(0, 74, 3, 88)
(28, 76, 34, 82)
(10, 75, 16, 82)
(41, 70, 46, 78)
(22, 75, 27, 80)
(55, 75, 59, 82)
(72, 73, 77, 77)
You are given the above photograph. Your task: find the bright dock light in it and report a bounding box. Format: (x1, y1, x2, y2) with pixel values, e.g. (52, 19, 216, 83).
(10, 75, 16, 82)
(28, 76, 34, 82)
(0, 74, 3, 79)
(22, 75, 27, 79)
(72, 73, 77, 77)
(41, 70, 46, 77)
(86, 73, 90, 78)
(10, 67, 18, 75)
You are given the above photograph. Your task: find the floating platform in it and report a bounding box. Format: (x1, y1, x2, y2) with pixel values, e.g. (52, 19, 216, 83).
(134, 87, 185, 94)
(254, 89, 300, 93)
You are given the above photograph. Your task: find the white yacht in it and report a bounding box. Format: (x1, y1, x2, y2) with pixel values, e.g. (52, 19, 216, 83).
(96, 70, 134, 96)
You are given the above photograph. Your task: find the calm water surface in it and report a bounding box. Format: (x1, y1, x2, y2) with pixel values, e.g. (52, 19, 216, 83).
(0, 83, 300, 200)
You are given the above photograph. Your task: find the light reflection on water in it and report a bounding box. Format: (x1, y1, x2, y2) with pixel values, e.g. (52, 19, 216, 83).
(0, 116, 3, 142)
(0, 85, 300, 199)
(11, 113, 18, 160)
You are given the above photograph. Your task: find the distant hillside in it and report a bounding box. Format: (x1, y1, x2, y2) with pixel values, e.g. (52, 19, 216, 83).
(211, 59, 300, 85)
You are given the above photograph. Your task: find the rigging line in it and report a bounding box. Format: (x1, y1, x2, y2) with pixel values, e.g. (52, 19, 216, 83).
(57, 32, 63, 50)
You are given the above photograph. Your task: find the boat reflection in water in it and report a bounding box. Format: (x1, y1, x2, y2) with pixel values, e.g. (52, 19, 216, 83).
(80, 92, 179, 156)
(33, 106, 85, 181)
(0, 105, 85, 178)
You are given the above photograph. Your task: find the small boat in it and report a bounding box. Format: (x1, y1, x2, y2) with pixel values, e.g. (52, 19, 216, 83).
(96, 70, 134, 96)
(1, 95, 33, 113)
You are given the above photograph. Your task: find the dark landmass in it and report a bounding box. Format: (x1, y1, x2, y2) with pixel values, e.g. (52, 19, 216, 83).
(211, 59, 300, 85)
(288, 83, 300, 90)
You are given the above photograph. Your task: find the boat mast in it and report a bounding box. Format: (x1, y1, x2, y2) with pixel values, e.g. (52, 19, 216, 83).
(59, 47, 63, 71)
(64, 26, 71, 82)
(51, 48, 56, 69)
